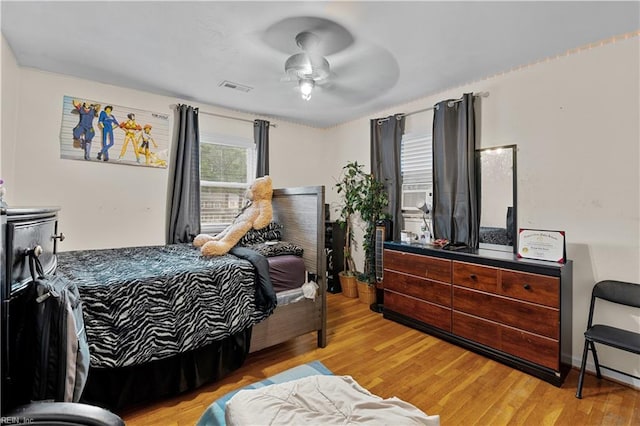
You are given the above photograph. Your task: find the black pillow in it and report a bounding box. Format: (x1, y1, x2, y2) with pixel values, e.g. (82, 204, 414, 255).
(244, 241, 304, 258)
(237, 222, 283, 246)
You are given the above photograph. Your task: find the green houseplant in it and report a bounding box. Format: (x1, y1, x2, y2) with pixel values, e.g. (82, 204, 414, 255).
(356, 173, 389, 305)
(335, 161, 366, 297)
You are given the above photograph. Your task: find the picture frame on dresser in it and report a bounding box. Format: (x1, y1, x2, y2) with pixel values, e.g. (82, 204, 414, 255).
(517, 228, 566, 263)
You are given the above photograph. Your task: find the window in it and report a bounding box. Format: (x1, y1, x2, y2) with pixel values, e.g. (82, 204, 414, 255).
(401, 132, 432, 211)
(200, 133, 255, 232)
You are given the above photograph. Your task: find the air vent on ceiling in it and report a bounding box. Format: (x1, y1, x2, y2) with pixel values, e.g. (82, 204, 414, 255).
(218, 80, 252, 92)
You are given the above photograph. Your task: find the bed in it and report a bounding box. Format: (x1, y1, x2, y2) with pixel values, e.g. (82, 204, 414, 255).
(54, 186, 327, 410)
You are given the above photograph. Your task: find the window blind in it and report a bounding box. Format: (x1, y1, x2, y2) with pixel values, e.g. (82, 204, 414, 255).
(401, 133, 432, 186)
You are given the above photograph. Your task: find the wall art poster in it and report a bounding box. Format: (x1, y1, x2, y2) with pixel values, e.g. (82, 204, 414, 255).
(60, 96, 170, 168)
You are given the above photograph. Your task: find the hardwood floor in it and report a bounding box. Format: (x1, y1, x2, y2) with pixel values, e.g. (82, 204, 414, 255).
(121, 293, 639, 425)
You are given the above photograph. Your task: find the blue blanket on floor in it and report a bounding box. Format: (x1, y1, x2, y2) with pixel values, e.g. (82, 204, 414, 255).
(197, 360, 332, 426)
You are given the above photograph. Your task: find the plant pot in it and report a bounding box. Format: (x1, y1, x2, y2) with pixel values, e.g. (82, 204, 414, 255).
(356, 279, 377, 305)
(339, 272, 358, 298)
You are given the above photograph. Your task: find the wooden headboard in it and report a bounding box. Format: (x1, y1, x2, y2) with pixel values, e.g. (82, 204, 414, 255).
(271, 186, 325, 283)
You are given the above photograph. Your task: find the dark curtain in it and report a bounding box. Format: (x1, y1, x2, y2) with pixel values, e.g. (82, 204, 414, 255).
(432, 93, 480, 248)
(254, 119, 270, 177)
(167, 104, 201, 244)
(371, 114, 405, 241)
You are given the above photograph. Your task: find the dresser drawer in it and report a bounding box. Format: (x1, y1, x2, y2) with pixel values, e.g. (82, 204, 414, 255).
(384, 250, 451, 283)
(385, 291, 451, 331)
(452, 311, 500, 349)
(502, 326, 559, 371)
(501, 270, 559, 308)
(453, 311, 559, 370)
(453, 286, 559, 339)
(384, 270, 451, 307)
(453, 261, 498, 293)
(7, 213, 59, 292)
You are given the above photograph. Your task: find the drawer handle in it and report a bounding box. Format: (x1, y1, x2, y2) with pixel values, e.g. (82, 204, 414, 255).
(469, 274, 477, 280)
(523, 284, 531, 290)
(26, 245, 43, 257)
(53, 232, 66, 242)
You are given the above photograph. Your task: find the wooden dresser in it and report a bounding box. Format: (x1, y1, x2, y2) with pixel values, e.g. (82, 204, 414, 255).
(382, 242, 573, 386)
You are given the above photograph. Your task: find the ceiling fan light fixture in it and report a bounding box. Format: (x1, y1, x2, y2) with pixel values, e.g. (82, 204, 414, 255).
(284, 31, 333, 101)
(299, 78, 314, 100)
(295, 31, 320, 52)
(285, 53, 330, 81)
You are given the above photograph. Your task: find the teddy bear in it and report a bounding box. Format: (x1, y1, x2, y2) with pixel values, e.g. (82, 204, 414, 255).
(194, 175, 274, 256)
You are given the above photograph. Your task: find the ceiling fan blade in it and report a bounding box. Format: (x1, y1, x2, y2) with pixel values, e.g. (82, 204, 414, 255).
(316, 81, 373, 103)
(323, 43, 399, 102)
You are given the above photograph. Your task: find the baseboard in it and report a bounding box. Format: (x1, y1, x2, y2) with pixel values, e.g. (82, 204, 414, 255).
(571, 356, 640, 390)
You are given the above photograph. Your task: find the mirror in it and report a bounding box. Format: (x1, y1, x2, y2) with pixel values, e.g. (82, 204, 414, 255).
(476, 145, 517, 253)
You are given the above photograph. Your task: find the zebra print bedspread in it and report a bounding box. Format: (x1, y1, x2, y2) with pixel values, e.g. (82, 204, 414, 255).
(56, 244, 274, 369)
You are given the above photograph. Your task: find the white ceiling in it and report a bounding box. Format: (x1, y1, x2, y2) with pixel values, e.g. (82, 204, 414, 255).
(1, 1, 638, 128)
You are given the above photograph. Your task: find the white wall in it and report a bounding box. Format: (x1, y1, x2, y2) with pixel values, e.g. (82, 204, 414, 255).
(1, 35, 21, 191)
(326, 35, 640, 386)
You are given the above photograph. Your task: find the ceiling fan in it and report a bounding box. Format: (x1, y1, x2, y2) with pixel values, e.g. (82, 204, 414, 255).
(265, 16, 398, 104)
(283, 31, 332, 101)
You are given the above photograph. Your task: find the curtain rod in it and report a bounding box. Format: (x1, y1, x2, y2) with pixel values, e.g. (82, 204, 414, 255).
(173, 105, 277, 128)
(199, 110, 277, 128)
(377, 91, 490, 124)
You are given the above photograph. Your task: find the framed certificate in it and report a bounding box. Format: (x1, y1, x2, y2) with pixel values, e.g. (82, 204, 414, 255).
(517, 229, 566, 263)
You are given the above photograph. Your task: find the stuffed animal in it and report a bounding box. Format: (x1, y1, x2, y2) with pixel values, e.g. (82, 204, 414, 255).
(194, 175, 273, 256)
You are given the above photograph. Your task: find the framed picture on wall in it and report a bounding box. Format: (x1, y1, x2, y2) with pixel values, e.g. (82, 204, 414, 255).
(59, 95, 170, 168)
(517, 228, 566, 263)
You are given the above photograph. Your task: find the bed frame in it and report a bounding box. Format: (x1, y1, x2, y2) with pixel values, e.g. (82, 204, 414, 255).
(250, 185, 327, 352)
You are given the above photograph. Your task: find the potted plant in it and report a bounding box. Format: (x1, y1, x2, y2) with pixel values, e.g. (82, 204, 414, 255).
(335, 161, 366, 298)
(356, 173, 388, 306)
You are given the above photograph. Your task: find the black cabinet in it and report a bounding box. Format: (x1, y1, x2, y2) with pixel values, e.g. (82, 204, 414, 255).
(325, 221, 345, 294)
(2, 207, 60, 412)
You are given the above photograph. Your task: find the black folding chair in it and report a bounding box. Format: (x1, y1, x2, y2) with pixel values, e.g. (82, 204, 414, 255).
(575, 280, 640, 398)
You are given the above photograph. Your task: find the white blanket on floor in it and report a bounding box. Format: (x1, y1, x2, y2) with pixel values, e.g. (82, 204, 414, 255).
(225, 374, 440, 425)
